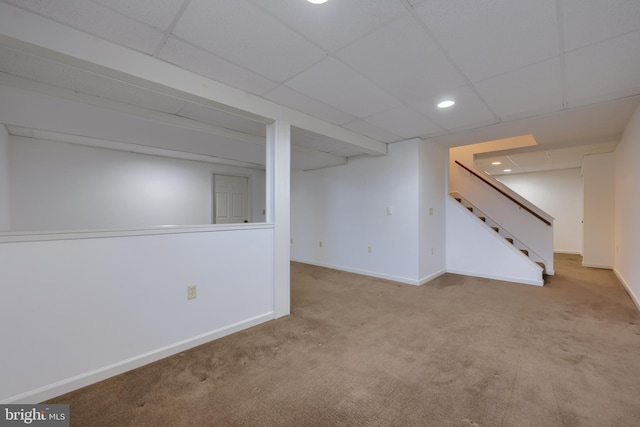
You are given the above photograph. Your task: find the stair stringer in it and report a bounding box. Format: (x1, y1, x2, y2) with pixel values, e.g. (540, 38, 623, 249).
(446, 196, 544, 286)
(452, 162, 554, 275)
(451, 192, 547, 271)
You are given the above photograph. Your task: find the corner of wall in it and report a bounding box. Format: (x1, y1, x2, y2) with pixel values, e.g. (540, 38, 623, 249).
(0, 125, 10, 230)
(613, 103, 640, 309)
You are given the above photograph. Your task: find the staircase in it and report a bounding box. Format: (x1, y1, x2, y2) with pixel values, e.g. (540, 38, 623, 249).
(451, 192, 547, 279)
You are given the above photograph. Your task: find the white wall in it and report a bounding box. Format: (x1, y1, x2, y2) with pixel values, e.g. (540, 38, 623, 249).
(419, 140, 447, 282)
(582, 153, 615, 268)
(291, 140, 422, 284)
(614, 104, 640, 310)
(0, 226, 275, 403)
(498, 168, 583, 254)
(0, 125, 9, 230)
(8, 136, 266, 232)
(451, 161, 555, 274)
(450, 140, 555, 275)
(446, 197, 543, 286)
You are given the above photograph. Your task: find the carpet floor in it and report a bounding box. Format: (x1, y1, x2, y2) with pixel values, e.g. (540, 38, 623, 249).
(48, 254, 640, 426)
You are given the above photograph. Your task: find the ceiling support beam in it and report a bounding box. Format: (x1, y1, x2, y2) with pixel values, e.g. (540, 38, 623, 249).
(0, 2, 387, 156)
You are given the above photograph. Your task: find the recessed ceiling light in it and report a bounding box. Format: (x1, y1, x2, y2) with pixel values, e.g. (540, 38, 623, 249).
(503, 169, 512, 172)
(491, 161, 502, 165)
(437, 99, 455, 109)
(307, 0, 328, 4)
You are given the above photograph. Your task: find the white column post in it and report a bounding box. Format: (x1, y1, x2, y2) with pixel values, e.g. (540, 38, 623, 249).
(266, 120, 291, 318)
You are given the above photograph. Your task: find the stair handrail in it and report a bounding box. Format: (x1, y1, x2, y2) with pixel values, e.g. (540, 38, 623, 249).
(454, 160, 552, 226)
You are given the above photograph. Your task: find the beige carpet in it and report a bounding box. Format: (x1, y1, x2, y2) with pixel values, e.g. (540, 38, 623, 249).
(48, 254, 640, 426)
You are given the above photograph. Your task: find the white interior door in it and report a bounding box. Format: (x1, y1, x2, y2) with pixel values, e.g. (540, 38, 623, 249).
(213, 175, 249, 224)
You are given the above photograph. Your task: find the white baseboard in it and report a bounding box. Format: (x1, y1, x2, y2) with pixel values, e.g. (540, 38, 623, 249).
(614, 268, 640, 312)
(554, 250, 582, 255)
(418, 269, 447, 285)
(446, 268, 544, 287)
(2, 312, 274, 404)
(582, 262, 613, 269)
(291, 258, 425, 286)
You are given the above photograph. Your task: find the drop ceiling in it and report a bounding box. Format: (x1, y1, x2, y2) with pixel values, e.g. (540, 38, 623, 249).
(0, 0, 639, 171)
(475, 140, 620, 176)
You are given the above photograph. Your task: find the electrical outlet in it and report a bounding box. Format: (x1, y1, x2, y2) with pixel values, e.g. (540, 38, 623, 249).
(187, 285, 197, 300)
(368, 246, 372, 253)
(291, 238, 294, 244)
(319, 241, 323, 248)
(431, 247, 434, 256)
(429, 207, 434, 216)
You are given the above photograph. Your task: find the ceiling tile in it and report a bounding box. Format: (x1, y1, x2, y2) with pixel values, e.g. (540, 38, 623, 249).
(414, 0, 559, 82)
(474, 58, 564, 121)
(336, 15, 466, 103)
(412, 85, 498, 132)
(285, 57, 402, 119)
(3, 0, 165, 54)
(474, 156, 513, 173)
(157, 37, 277, 96)
(565, 31, 640, 107)
(91, 0, 186, 30)
(364, 105, 443, 139)
(563, 0, 640, 51)
(255, 0, 406, 52)
(2, 0, 639, 173)
(172, 0, 326, 82)
(342, 120, 402, 144)
(263, 85, 356, 126)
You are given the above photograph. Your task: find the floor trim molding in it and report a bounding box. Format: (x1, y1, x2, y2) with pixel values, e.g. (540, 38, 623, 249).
(614, 268, 640, 312)
(2, 313, 274, 404)
(291, 259, 425, 286)
(446, 268, 544, 287)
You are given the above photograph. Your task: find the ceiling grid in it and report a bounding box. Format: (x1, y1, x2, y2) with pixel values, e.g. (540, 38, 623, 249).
(0, 0, 638, 171)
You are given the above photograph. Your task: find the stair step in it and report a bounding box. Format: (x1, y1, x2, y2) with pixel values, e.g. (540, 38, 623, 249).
(479, 217, 486, 222)
(491, 226, 499, 232)
(521, 249, 529, 256)
(467, 207, 473, 212)
(455, 197, 462, 203)
(536, 262, 545, 270)
(505, 238, 513, 244)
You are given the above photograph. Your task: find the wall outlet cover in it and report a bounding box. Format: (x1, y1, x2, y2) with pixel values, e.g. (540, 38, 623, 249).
(187, 285, 197, 300)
